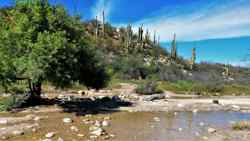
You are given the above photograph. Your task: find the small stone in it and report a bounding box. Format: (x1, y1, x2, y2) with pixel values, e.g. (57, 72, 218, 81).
(202, 136, 208, 140)
(45, 132, 56, 138)
(153, 117, 160, 122)
(110, 134, 115, 138)
(177, 103, 184, 108)
(102, 121, 109, 127)
(90, 128, 104, 136)
(32, 128, 37, 132)
(34, 116, 41, 121)
(208, 127, 216, 134)
(41, 139, 52, 141)
(57, 137, 64, 141)
(12, 130, 24, 136)
(199, 122, 205, 126)
(77, 134, 84, 137)
(212, 100, 219, 104)
(95, 121, 101, 127)
(0, 119, 8, 124)
(192, 109, 198, 113)
(178, 128, 183, 132)
(63, 118, 73, 123)
(70, 126, 79, 132)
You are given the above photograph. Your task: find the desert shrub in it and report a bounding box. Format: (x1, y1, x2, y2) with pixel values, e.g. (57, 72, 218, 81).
(136, 81, 163, 95)
(233, 121, 250, 130)
(157, 64, 184, 82)
(0, 95, 26, 111)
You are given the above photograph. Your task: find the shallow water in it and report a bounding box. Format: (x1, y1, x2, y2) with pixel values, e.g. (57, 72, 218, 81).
(108, 111, 250, 141)
(3, 111, 250, 141)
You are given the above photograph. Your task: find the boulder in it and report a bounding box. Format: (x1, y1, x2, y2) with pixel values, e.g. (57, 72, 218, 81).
(45, 132, 56, 138)
(62, 118, 73, 123)
(208, 127, 216, 134)
(143, 94, 165, 101)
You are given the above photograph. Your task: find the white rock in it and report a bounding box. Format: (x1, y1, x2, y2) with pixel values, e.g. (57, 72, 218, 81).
(202, 136, 208, 140)
(34, 116, 41, 121)
(0, 119, 8, 124)
(208, 127, 216, 134)
(45, 132, 55, 138)
(102, 121, 109, 127)
(41, 139, 52, 141)
(77, 134, 84, 137)
(95, 121, 101, 127)
(192, 109, 198, 113)
(57, 137, 64, 141)
(232, 105, 240, 110)
(178, 128, 183, 132)
(177, 103, 184, 108)
(90, 128, 104, 136)
(12, 130, 24, 136)
(70, 126, 79, 132)
(153, 117, 160, 122)
(174, 112, 178, 116)
(199, 122, 205, 127)
(63, 118, 73, 123)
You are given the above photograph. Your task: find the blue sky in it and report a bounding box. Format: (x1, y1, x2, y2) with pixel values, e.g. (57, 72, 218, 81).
(0, 0, 250, 67)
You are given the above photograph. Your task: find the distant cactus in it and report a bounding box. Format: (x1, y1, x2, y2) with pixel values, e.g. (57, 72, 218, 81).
(102, 10, 105, 37)
(190, 47, 196, 70)
(170, 33, 177, 60)
(153, 30, 156, 45)
(145, 29, 150, 43)
(95, 16, 99, 39)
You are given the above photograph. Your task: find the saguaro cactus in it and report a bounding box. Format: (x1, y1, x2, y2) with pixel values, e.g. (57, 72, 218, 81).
(153, 30, 157, 45)
(102, 10, 105, 37)
(125, 24, 133, 52)
(145, 29, 150, 43)
(171, 33, 177, 60)
(138, 25, 144, 42)
(95, 16, 99, 39)
(190, 47, 196, 70)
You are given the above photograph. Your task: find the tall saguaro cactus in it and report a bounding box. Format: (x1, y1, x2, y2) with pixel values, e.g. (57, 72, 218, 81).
(95, 16, 99, 39)
(171, 33, 177, 60)
(190, 47, 196, 70)
(102, 10, 105, 37)
(138, 25, 144, 43)
(145, 29, 150, 43)
(153, 30, 157, 45)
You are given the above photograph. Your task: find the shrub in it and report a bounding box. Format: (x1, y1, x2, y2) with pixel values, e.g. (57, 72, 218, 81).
(136, 81, 163, 95)
(0, 95, 26, 111)
(233, 121, 250, 130)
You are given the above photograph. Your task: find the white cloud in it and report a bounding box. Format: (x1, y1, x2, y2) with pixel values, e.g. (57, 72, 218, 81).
(129, 0, 250, 42)
(91, 0, 113, 21)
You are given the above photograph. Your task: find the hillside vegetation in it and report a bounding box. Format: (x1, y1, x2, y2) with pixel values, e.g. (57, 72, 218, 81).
(0, 0, 249, 103)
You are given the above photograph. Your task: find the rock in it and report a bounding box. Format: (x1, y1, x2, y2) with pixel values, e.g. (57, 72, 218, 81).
(102, 121, 109, 127)
(95, 121, 101, 127)
(0, 119, 8, 124)
(174, 112, 178, 116)
(12, 130, 24, 136)
(143, 94, 165, 101)
(34, 116, 41, 121)
(78, 90, 85, 95)
(45, 132, 56, 138)
(192, 109, 198, 113)
(178, 128, 183, 132)
(90, 128, 104, 136)
(177, 103, 184, 108)
(57, 137, 64, 141)
(208, 127, 216, 134)
(1, 136, 8, 140)
(202, 136, 208, 140)
(110, 134, 115, 138)
(153, 117, 160, 122)
(70, 126, 79, 132)
(212, 100, 219, 104)
(104, 116, 111, 120)
(199, 122, 205, 126)
(77, 134, 84, 137)
(41, 139, 52, 141)
(63, 118, 73, 123)
(232, 105, 240, 111)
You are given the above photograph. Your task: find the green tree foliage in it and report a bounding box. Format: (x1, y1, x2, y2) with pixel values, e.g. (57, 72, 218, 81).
(0, 0, 109, 95)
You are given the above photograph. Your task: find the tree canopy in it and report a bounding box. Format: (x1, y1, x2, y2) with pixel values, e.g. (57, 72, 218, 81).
(0, 0, 109, 93)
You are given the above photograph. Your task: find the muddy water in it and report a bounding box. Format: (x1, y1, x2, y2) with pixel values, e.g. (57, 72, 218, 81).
(108, 111, 250, 141)
(2, 111, 250, 141)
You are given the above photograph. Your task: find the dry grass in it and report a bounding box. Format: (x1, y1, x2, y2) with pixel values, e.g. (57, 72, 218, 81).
(232, 121, 250, 130)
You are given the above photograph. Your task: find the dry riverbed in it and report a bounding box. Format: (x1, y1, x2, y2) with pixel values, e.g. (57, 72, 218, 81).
(1, 83, 250, 141)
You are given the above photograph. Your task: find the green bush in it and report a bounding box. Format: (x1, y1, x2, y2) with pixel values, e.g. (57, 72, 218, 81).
(136, 81, 163, 95)
(0, 95, 26, 111)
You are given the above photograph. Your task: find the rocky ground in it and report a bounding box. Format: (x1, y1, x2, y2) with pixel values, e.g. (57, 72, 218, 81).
(0, 83, 250, 141)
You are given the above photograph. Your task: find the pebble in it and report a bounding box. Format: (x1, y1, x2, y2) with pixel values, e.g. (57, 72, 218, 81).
(12, 130, 24, 136)
(63, 118, 73, 123)
(57, 137, 64, 141)
(70, 126, 79, 132)
(153, 117, 160, 122)
(102, 120, 109, 127)
(0, 119, 8, 124)
(208, 127, 216, 134)
(45, 132, 56, 138)
(77, 134, 84, 137)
